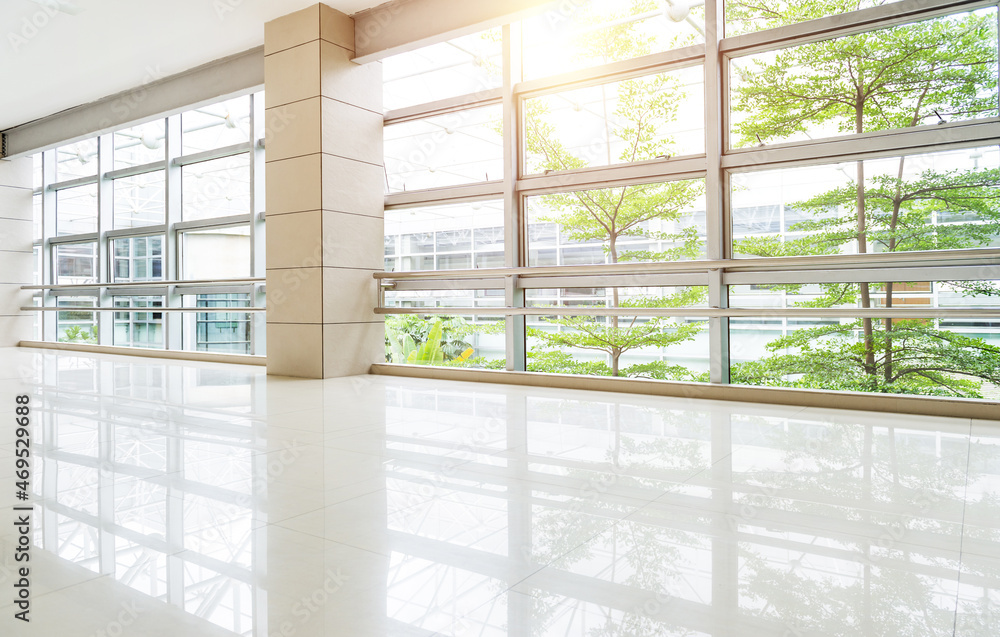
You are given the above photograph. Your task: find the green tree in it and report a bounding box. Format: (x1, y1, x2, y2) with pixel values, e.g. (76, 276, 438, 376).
(523, 3, 707, 379)
(729, 4, 1000, 396)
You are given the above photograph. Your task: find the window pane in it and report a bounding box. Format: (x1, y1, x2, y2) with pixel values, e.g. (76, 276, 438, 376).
(181, 226, 251, 280)
(524, 67, 704, 175)
(182, 294, 252, 354)
(182, 155, 250, 221)
(526, 180, 706, 266)
(730, 313, 1000, 399)
(57, 184, 98, 236)
(114, 172, 165, 229)
(385, 200, 504, 273)
(114, 120, 166, 169)
(383, 312, 504, 368)
(57, 298, 98, 343)
(384, 105, 503, 193)
(111, 236, 165, 283)
(182, 96, 251, 155)
(383, 28, 502, 111)
(55, 243, 97, 285)
(522, 0, 704, 80)
(113, 296, 165, 349)
(730, 146, 1000, 258)
(730, 9, 998, 148)
(527, 313, 708, 380)
(725, 0, 902, 37)
(55, 138, 98, 181)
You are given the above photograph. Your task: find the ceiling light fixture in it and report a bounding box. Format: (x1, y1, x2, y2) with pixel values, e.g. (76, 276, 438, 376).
(664, 0, 705, 22)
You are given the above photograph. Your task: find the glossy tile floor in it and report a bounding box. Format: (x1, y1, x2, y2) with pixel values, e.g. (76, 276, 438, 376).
(1, 347, 998, 636)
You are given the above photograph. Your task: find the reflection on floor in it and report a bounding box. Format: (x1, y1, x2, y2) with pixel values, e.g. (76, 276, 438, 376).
(0, 347, 997, 636)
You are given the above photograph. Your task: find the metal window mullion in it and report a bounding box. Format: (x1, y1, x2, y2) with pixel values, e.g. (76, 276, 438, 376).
(164, 115, 183, 351)
(503, 23, 526, 372)
(706, 0, 729, 384)
(97, 134, 114, 346)
(250, 92, 267, 357)
(41, 151, 56, 341)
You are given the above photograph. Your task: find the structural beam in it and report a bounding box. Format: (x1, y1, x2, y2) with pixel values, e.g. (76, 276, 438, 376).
(1, 47, 264, 158)
(352, 0, 553, 63)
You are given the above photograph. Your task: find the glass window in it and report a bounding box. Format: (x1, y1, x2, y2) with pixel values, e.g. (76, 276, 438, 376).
(524, 67, 704, 175)
(181, 226, 251, 280)
(527, 180, 706, 266)
(114, 121, 165, 169)
(57, 298, 98, 343)
(527, 312, 708, 379)
(730, 146, 1000, 258)
(182, 294, 252, 354)
(384, 313, 504, 368)
(56, 184, 98, 236)
(113, 296, 165, 349)
(729, 9, 999, 148)
(521, 0, 705, 80)
(725, 0, 903, 37)
(383, 28, 502, 111)
(384, 105, 503, 193)
(730, 313, 1000, 399)
(182, 96, 252, 155)
(114, 172, 165, 229)
(182, 155, 251, 221)
(55, 243, 98, 285)
(111, 236, 164, 283)
(55, 138, 98, 181)
(385, 200, 504, 273)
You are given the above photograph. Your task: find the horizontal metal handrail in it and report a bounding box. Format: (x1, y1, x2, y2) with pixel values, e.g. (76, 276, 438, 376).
(22, 278, 264, 291)
(375, 248, 1000, 281)
(377, 306, 1000, 319)
(22, 307, 264, 313)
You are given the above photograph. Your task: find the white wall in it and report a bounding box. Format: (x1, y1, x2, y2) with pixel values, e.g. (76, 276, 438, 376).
(0, 158, 32, 346)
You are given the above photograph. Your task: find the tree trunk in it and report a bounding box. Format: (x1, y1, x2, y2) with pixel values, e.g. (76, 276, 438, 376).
(854, 95, 877, 380)
(884, 156, 908, 383)
(856, 159, 877, 378)
(609, 233, 620, 376)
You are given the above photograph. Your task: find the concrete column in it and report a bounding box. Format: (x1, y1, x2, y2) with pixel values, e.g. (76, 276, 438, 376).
(264, 3, 384, 378)
(0, 157, 33, 347)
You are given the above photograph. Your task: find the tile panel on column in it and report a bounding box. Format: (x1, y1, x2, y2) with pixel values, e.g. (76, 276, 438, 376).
(0, 185, 32, 220)
(318, 3, 356, 52)
(265, 210, 324, 270)
(263, 4, 320, 55)
(264, 40, 321, 109)
(267, 267, 325, 324)
(0, 158, 31, 185)
(321, 154, 384, 217)
(320, 210, 384, 269)
(322, 267, 380, 324)
(263, 97, 322, 162)
(323, 322, 383, 377)
(320, 41, 382, 114)
(267, 323, 324, 378)
(321, 98, 384, 165)
(264, 154, 322, 215)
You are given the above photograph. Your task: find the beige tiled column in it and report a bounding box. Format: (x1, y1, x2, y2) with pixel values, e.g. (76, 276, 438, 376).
(0, 158, 33, 347)
(264, 4, 384, 378)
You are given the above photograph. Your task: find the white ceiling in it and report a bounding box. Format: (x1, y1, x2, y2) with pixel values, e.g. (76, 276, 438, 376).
(0, 0, 386, 131)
